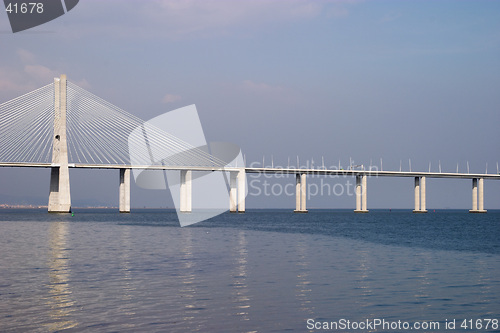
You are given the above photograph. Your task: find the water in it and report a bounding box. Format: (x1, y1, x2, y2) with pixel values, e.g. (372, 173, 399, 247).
(0, 209, 499, 332)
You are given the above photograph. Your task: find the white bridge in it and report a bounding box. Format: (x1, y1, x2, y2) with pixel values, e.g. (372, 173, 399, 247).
(1, 75, 498, 213)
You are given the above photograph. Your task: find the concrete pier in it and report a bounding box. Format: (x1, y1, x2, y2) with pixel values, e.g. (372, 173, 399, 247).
(301, 173, 307, 212)
(354, 175, 368, 213)
(48, 75, 71, 213)
(230, 171, 237, 212)
(362, 175, 368, 212)
(237, 168, 246, 213)
(471, 178, 478, 211)
(119, 168, 130, 213)
(355, 176, 361, 211)
(413, 177, 420, 212)
(229, 169, 246, 213)
(294, 173, 308, 213)
(180, 170, 192, 212)
(295, 174, 301, 211)
(470, 178, 487, 213)
(420, 176, 427, 212)
(478, 178, 485, 211)
(413, 176, 428, 213)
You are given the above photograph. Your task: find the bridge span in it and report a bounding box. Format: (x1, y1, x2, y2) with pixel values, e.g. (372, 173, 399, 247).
(0, 75, 498, 214)
(0, 161, 498, 214)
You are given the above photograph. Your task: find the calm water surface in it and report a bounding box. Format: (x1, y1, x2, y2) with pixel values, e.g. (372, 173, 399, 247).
(0, 209, 499, 332)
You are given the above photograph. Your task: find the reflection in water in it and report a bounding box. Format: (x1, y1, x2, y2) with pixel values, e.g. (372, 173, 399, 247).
(179, 228, 204, 328)
(356, 249, 373, 315)
(473, 258, 492, 315)
(414, 252, 431, 313)
(45, 221, 77, 331)
(119, 225, 136, 315)
(231, 231, 251, 324)
(295, 239, 314, 317)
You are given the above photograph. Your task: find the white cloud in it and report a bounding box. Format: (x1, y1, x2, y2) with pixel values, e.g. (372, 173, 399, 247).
(73, 78, 91, 90)
(327, 7, 349, 18)
(0, 67, 38, 96)
(161, 93, 182, 104)
(151, 0, 321, 23)
(24, 64, 59, 82)
(0, 49, 58, 95)
(0, 49, 91, 98)
(141, 0, 348, 38)
(0, 69, 32, 92)
(17, 49, 36, 64)
(380, 11, 402, 23)
(241, 80, 284, 94)
(54, 0, 359, 40)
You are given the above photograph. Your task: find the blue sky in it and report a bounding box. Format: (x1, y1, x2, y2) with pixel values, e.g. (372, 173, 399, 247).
(0, 0, 499, 209)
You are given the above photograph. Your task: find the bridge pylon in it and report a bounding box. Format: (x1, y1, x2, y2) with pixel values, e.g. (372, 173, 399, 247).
(48, 75, 71, 213)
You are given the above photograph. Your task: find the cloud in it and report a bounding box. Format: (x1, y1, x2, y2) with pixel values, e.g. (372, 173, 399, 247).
(0, 49, 91, 98)
(0, 69, 32, 92)
(140, 0, 350, 38)
(236, 79, 303, 106)
(151, 0, 322, 23)
(327, 7, 349, 18)
(24, 64, 59, 82)
(161, 93, 182, 104)
(241, 80, 286, 96)
(17, 49, 36, 64)
(73, 78, 91, 90)
(0, 67, 38, 96)
(380, 11, 402, 23)
(53, 0, 360, 40)
(0, 49, 58, 94)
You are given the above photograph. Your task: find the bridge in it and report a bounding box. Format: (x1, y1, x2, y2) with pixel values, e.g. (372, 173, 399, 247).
(1, 75, 498, 214)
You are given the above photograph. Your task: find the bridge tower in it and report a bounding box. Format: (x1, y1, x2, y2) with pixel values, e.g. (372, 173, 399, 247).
(48, 75, 71, 213)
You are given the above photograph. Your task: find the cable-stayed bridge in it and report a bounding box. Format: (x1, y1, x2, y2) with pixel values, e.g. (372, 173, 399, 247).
(1, 75, 499, 214)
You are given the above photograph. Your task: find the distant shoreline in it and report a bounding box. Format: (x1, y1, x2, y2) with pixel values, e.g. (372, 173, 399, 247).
(0, 206, 498, 212)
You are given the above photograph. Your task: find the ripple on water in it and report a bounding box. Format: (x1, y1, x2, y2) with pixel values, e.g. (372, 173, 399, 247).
(0, 211, 499, 332)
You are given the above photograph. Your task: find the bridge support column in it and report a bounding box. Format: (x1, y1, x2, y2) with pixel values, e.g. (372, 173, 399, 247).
(420, 176, 427, 212)
(301, 173, 307, 212)
(237, 168, 246, 213)
(413, 177, 420, 212)
(119, 168, 130, 213)
(355, 175, 368, 213)
(295, 174, 301, 211)
(362, 175, 368, 212)
(470, 178, 478, 212)
(294, 173, 308, 213)
(48, 75, 71, 213)
(180, 170, 192, 213)
(229, 169, 245, 213)
(478, 178, 486, 212)
(355, 175, 361, 211)
(470, 178, 486, 213)
(229, 171, 237, 212)
(413, 177, 428, 213)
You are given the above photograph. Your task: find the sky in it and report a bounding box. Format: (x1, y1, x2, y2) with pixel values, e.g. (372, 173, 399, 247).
(0, 0, 499, 209)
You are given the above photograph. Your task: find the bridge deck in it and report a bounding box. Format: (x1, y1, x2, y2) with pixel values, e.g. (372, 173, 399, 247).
(1, 163, 499, 180)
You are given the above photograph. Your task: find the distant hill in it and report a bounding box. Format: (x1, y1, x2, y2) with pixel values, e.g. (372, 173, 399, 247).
(0, 194, 47, 206)
(0, 193, 113, 208)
